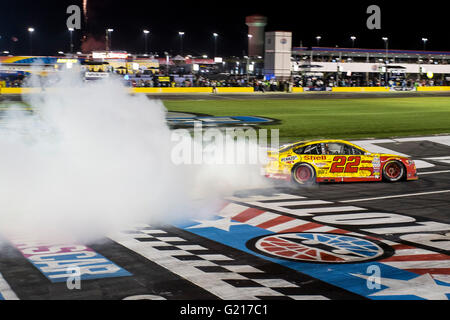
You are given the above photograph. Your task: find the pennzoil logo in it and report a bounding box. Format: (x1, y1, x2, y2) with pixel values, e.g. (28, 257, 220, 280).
(281, 155, 298, 162)
(247, 233, 392, 264)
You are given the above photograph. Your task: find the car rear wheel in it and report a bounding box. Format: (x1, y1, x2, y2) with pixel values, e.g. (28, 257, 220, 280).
(292, 163, 316, 185)
(382, 160, 405, 182)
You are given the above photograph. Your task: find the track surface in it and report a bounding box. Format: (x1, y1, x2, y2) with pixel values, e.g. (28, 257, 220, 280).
(0, 135, 449, 301)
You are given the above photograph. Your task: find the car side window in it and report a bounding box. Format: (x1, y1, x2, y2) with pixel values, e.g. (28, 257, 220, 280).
(324, 143, 343, 155)
(342, 144, 364, 155)
(293, 146, 305, 154)
(342, 144, 353, 155)
(302, 144, 321, 155)
(351, 147, 365, 155)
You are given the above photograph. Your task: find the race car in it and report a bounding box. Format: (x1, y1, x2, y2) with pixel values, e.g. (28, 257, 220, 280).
(264, 139, 418, 184)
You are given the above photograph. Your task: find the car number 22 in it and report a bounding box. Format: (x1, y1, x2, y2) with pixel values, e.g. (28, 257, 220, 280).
(329, 156, 361, 173)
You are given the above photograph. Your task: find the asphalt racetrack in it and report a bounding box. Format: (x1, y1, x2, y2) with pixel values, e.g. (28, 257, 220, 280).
(0, 93, 449, 303)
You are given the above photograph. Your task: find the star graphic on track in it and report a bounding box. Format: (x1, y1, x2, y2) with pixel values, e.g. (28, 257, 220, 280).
(187, 217, 242, 232)
(351, 273, 450, 300)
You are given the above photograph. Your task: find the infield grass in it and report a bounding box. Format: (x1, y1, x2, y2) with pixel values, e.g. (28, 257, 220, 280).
(2, 97, 450, 143)
(164, 97, 450, 143)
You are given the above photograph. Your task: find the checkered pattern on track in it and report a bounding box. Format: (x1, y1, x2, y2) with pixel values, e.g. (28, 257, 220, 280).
(112, 225, 329, 300)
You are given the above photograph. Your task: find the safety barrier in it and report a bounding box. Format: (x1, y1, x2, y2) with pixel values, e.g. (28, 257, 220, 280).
(416, 86, 450, 92)
(331, 87, 390, 92)
(131, 87, 255, 94)
(2, 86, 450, 95)
(0, 87, 255, 95)
(291, 87, 304, 93)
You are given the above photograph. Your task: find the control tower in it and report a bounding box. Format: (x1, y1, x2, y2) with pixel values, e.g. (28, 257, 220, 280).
(245, 15, 267, 57)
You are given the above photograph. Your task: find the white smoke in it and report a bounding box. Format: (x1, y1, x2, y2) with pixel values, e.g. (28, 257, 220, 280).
(0, 69, 271, 243)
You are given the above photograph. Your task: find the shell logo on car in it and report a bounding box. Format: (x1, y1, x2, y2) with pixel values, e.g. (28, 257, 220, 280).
(264, 139, 418, 184)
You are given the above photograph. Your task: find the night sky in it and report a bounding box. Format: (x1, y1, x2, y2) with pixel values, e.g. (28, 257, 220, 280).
(0, 0, 447, 57)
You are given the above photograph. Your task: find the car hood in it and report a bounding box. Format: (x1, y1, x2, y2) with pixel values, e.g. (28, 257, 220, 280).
(376, 153, 410, 160)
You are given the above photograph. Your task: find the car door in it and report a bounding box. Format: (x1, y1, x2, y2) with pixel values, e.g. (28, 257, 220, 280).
(324, 143, 375, 179)
(295, 143, 332, 179)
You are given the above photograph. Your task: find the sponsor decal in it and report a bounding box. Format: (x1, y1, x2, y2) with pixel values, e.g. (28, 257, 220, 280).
(313, 162, 328, 168)
(372, 156, 381, 169)
(158, 76, 171, 82)
(56, 58, 79, 64)
(303, 87, 332, 92)
(92, 51, 129, 59)
(247, 232, 390, 263)
(390, 86, 416, 92)
(303, 155, 327, 161)
(8, 238, 131, 282)
(281, 155, 298, 162)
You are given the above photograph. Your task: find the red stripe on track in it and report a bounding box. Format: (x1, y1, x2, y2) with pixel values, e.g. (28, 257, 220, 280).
(232, 208, 266, 223)
(390, 244, 417, 251)
(382, 254, 450, 262)
(256, 215, 295, 229)
(280, 222, 323, 233)
(405, 268, 450, 275)
(329, 229, 351, 234)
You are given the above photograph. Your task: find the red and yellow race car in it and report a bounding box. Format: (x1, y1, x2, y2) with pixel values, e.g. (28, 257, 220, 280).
(264, 139, 418, 185)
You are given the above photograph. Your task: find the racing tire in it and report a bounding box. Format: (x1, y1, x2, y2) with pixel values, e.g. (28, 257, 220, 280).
(292, 163, 316, 185)
(382, 160, 405, 182)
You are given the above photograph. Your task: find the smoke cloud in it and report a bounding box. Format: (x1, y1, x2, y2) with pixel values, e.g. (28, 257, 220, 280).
(0, 70, 270, 244)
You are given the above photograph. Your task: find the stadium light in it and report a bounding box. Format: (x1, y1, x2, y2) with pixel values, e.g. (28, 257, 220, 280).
(143, 30, 150, 54)
(28, 27, 34, 55)
(422, 38, 428, 51)
(382, 37, 389, 82)
(247, 34, 253, 57)
(179, 32, 185, 55)
(316, 36, 321, 46)
(350, 36, 356, 48)
(382, 37, 389, 58)
(213, 33, 218, 57)
(106, 28, 114, 51)
(68, 28, 74, 53)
